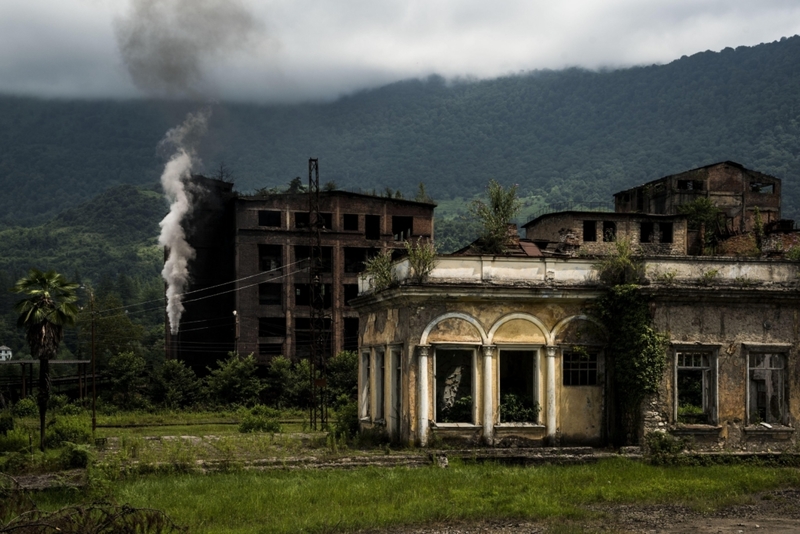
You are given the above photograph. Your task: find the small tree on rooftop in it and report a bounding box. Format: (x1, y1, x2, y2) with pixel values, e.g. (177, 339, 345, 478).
(678, 197, 722, 254)
(405, 237, 437, 283)
(470, 179, 520, 254)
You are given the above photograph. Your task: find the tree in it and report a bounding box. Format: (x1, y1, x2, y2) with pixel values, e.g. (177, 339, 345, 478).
(204, 353, 264, 406)
(470, 179, 521, 254)
(12, 269, 79, 450)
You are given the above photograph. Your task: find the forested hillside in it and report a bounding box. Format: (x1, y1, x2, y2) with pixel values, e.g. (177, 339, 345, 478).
(1, 36, 799, 228)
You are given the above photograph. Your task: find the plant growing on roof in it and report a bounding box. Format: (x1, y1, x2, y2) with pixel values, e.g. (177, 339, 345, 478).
(677, 197, 722, 254)
(593, 239, 645, 286)
(470, 179, 521, 254)
(365, 249, 396, 291)
(12, 269, 79, 451)
(404, 237, 437, 283)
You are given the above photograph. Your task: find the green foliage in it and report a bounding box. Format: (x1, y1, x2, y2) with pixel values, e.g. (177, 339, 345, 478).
(205, 353, 264, 407)
(678, 197, 723, 253)
(440, 395, 473, 423)
(0, 410, 13, 436)
(593, 240, 645, 286)
(150, 359, 201, 409)
(59, 441, 93, 469)
(238, 405, 282, 434)
(699, 269, 719, 286)
(45, 415, 91, 448)
(753, 206, 764, 251)
(108, 351, 148, 409)
(499, 393, 541, 423)
(470, 180, 520, 254)
(593, 285, 668, 446)
(326, 351, 358, 408)
(786, 246, 800, 260)
(333, 398, 360, 438)
(12, 398, 37, 418)
(404, 238, 437, 283)
(364, 250, 395, 292)
(645, 432, 691, 465)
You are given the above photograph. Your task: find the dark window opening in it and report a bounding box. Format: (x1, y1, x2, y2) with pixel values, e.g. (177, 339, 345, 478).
(344, 247, 377, 273)
(258, 283, 282, 306)
(660, 223, 673, 243)
(258, 210, 281, 227)
(750, 182, 774, 194)
(295, 246, 332, 272)
(676, 351, 713, 424)
(392, 216, 414, 241)
(343, 213, 359, 231)
(602, 221, 616, 243)
(365, 215, 381, 240)
(748, 353, 786, 425)
(435, 349, 473, 423)
(312, 212, 333, 229)
(499, 350, 538, 423)
(583, 220, 597, 242)
(677, 180, 704, 191)
(294, 212, 310, 228)
(294, 283, 332, 308)
(294, 317, 332, 360)
(258, 317, 286, 337)
(258, 343, 283, 356)
(258, 244, 282, 271)
(563, 351, 598, 386)
(375, 350, 385, 420)
(640, 222, 654, 243)
(344, 284, 359, 306)
(343, 317, 359, 353)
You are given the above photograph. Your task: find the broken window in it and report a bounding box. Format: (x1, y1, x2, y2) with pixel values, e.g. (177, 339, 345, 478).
(312, 212, 333, 229)
(294, 318, 331, 360)
(258, 343, 283, 357)
(563, 350, 598, 386)
(344, 284, 359, 306)
(365, 215, 381, 240)
(294, 212, 310, 228)
(640, 222, 655, 243)
(750, 182, 774, 194)
(258, 244, 282, 271)
(435, 349, 474, 423)
(660, 223, 673, 244)
(258, 210, 281, 227)
(258, 317, 286, 338)
(343, 213, 359, 231)
(375, 349, 385, 421)
(258, 283, 282, 306)
(294, 283, 332, 308)
(602, 221, 616, 243)
(676, 351, 716, 424)
(392, 216, 414, 241)
(344, 247, 377, 273)
(748, 353, 786, 425)
(343, 317, 359, 352)
(677, 180, 704, 191)
(360, 351, 371, 418)
(294, 246, 332, 272)
(583, 220, 597, 242)
(499, 349, 538, 423)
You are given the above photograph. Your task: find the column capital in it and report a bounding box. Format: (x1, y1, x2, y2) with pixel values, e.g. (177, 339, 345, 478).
(482, 345, 497, 357)
(417, 345, 431, 358)
(546, 346, 557, 357)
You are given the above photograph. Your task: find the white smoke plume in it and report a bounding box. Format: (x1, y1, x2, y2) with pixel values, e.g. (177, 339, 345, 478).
(158, 109, 210, 334)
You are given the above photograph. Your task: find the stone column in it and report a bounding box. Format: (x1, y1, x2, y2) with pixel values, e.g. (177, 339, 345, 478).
(482, 345, 496, 444)
(546, 346, 557, 444)
(417, 345, 430, 446)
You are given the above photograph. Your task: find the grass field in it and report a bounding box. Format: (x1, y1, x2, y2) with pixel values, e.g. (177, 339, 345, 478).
(32, 457, 800, 534)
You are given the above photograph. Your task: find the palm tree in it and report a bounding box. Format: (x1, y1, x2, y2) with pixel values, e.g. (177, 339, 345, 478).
(12, 269, 79, 451)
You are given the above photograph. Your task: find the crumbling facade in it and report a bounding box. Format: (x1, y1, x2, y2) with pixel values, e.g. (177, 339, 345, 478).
(354, 255, 800, 450)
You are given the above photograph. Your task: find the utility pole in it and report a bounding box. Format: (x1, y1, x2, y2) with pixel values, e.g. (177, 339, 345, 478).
(90, 290, 96, 435)
(308, 158, 328, 429)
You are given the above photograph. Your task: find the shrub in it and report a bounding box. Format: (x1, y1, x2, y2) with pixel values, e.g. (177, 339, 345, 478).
(108, 351, 148, 409)
(365, 250, 396, 292)
(327, 351, 358, 408)
(150, 359, 201, 408)
(0, 410, 13, 436)
(12, 398, 37, 418)
(405, 238, 437, 283)
(470, 179, 521, 254)
(238, 405, 281, 433)
(60, 442, 93, 469)
(45, 416, 91, 448)
(205, 353, 264, 407)
(0, 427, 29, 453)
(263, 356, 293, 408)
(333, 397, 360, 438)
(499, 394, 540, 423)
(645, 431, 691, 465)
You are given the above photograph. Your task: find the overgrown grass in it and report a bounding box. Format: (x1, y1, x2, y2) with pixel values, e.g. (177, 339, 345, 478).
(34, 457, 800, 533)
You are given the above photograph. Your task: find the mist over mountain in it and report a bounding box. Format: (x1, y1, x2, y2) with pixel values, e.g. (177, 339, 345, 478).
(1, 35, 799, 227)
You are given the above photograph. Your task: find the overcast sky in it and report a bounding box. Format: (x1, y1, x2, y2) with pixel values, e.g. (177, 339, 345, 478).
(1, 0, 799, 103)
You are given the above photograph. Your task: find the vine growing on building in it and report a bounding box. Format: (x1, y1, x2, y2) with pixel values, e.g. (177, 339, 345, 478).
(592, 245, 668, 445)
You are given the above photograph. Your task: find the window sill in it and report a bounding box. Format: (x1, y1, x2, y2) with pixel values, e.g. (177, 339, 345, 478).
(743, 425, 794, 437)
(431, 422, 480, 429)
(496, 423, 545, 428)
(671, 425, 722, 436)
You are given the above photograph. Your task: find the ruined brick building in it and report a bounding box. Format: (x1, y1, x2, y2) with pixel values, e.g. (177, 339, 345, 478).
(353, 162, 800, 451)
(167, 176, 435, 373)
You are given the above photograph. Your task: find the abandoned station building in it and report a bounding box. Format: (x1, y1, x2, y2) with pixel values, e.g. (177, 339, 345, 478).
(167, 176, 435, 373)
(353, 162, 800, 451)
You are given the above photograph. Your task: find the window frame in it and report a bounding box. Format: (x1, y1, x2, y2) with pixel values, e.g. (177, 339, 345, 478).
(672, 344, 719, 426)
(744, 343, 790, 426)
(497, 345, 541, 424)
(360, 350, 371, 420)
(562, 348, 603, 387)
(432, 344, 478, 425)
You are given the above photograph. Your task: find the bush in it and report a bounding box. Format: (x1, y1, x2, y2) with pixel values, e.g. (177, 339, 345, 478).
(327, 351, 358, 408)
(645, 431, 691, 465)
(0, 410, 13, 436)
(205, 353, 264, 407)
(108, 351, 148, 409)
(333, 398, 360, 438)
(12, 398, 37, 418)
(263, 356, 293, 408)
(0, 427, 30, 453)
(45, 416, 91, 448)
(60, 442, 92, 469)
(238, 405, 281, 433)
(499, 393, 540, 423)
(150, 359, 201, 409)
